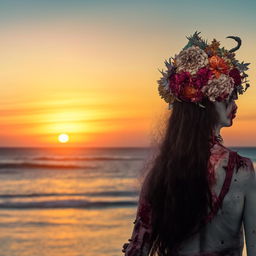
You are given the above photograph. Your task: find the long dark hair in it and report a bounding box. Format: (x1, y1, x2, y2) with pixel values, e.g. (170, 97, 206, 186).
(143, 98, 219, 255)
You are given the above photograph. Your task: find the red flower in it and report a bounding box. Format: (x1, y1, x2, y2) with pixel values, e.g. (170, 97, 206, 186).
(192, 67, 213, 89)
(229, 68, 242, 86)
(169, 71, 208, 102)
(169, 71, 191, 97)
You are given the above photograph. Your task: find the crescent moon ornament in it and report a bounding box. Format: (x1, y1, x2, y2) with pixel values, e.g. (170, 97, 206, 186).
(226, 36, 242, 53)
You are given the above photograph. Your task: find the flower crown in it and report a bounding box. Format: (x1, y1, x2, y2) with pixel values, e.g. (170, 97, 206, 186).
(157, 31, 251, 109)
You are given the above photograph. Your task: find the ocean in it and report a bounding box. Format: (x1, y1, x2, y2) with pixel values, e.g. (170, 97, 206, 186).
(0, 146, 255, 256)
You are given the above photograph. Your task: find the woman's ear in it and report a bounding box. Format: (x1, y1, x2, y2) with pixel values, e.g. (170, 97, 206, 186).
(213, 101, 225, 112)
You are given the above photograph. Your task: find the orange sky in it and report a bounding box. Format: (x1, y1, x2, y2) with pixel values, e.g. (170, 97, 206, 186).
(1, 2, 256, 147)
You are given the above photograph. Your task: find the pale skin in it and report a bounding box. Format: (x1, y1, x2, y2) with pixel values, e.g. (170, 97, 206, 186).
(213, 90, 238, 137)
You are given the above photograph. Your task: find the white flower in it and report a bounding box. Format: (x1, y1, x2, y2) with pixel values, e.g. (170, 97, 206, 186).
(201, 74, 235, 101)
(174, 46, 209, 75)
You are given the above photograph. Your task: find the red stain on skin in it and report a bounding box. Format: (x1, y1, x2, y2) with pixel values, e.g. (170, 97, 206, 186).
(208, 142, 229, 188)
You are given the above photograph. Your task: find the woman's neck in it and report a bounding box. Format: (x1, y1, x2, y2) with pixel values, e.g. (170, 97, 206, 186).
(214, 125, 221, 137)
(210, 128, 224, 146)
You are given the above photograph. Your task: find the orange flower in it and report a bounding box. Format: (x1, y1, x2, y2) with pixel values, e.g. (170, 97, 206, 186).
(209, 56, 229, 79)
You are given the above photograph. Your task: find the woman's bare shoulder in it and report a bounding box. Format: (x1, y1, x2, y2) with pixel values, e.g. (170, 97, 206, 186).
(221, 144, 254, 172)
(229, 151, 255, 187)
(234, 152, 254, 172)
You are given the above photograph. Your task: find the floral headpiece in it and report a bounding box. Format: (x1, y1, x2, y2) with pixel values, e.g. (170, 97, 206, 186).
(157, 31, 251, 109)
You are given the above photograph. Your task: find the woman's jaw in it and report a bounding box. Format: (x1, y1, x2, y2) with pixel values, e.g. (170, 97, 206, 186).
(213, 100, 238, 136)
(227, 102, 238, 126)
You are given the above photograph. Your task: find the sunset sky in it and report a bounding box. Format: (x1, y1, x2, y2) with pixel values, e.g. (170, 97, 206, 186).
(1, 0, 256, 147)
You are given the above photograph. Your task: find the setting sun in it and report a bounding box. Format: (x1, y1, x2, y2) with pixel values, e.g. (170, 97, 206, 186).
(58, 133, 69, 143)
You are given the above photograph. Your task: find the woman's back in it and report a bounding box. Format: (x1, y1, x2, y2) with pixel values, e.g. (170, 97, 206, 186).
(177, 142, 255, 255)
(122, 141, 256, 256)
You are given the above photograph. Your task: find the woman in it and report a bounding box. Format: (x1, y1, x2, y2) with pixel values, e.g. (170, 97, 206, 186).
(121, 32, 255, 256)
